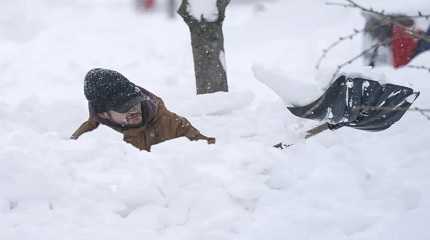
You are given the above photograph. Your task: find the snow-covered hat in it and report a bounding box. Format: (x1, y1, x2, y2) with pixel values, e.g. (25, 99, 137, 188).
(84, 68, 144, 113)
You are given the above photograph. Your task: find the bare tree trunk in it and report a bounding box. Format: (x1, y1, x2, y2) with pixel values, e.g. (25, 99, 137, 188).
(178, 0, 230, 95)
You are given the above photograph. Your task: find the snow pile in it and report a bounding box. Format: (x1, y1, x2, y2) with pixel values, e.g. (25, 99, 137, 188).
(187, 0, 219, 21)
(252, 64, 325, 106)
(1, 0, 430, 240)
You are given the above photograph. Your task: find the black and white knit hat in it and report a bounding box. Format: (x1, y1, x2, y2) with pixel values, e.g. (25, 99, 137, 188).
(84, 68, 144, 113)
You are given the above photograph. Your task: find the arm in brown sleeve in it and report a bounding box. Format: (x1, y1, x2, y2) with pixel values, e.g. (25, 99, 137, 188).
(173, 114, 216, 144)
(70, 119, 99, 140)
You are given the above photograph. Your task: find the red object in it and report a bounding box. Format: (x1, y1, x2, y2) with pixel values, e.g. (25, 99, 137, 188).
(391, 25, 419, 68)
(144, 0, 155, 9)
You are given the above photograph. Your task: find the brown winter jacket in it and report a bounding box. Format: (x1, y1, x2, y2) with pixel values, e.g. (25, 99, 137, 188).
(71, 95, 214, 152)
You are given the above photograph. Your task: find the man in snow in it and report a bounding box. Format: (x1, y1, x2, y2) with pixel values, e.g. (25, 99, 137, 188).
(70, 68, 216, 152)
(363, 13, 430, 68)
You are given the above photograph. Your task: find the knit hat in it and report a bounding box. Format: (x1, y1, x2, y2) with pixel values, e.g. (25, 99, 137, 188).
(84, 68, 144, 113)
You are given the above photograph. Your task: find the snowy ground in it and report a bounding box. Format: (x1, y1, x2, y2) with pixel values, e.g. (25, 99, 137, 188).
(1, 0, 430, 239)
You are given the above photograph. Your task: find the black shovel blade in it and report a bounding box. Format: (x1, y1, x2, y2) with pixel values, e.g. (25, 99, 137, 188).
(287, 75, 419, 131)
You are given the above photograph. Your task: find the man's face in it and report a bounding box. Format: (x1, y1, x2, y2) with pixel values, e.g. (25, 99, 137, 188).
(97, 103, 143, 127)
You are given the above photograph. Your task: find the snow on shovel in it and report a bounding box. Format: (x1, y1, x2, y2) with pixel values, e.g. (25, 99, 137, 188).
(274, 74, 420, 149)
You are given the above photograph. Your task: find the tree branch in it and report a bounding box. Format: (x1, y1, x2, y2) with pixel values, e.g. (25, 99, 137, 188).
(330, 41, 387, 81)
(217, 0, 231, 22)
(177, 0, 193, 22)
(321, 0, 430, 76)
(316, 28, 364, 69)
(344, 0, 430, 19)
(341, 0, 430, 43)
(406, 64, 430, 72)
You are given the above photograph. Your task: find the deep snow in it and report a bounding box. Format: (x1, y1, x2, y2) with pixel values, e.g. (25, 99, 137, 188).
(1, 0, 430, 240)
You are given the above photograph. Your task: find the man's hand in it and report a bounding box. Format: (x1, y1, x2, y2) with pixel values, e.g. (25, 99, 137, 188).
(70, 120, 100, 141)
(207, 137, 216, 144)
(70, 134, 79, 140)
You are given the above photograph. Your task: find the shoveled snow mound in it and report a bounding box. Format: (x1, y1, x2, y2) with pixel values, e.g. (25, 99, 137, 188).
(252, 64, 325, 106)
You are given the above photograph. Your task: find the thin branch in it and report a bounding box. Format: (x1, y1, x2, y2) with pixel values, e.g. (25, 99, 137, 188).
(321, 0, 430, 76)
(343, 0, 430, 43)
(330, 41, 386, 81)
(217, 0, 231, 22)
(406, 65, 430, 72)
(178, 0, 194, 23)
(326, 1, 430, 42)
(316, 16, 395, 70)
(417, 11, 430, 20)
(316, 28, 364, 69)
(414, 107, 430, 120)
(316, 6, 401, 70)
(352, 0, 430, 19)
(325, 2, 354, 8)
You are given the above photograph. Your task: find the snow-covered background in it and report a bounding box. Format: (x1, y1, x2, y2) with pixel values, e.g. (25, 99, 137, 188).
(1, 0, 429, 239)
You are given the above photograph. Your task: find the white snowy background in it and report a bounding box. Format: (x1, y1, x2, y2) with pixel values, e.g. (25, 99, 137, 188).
(1, 0, 429, 239)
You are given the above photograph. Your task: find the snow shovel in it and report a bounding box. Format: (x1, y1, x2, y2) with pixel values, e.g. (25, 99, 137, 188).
(274, 75, 420, 149)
